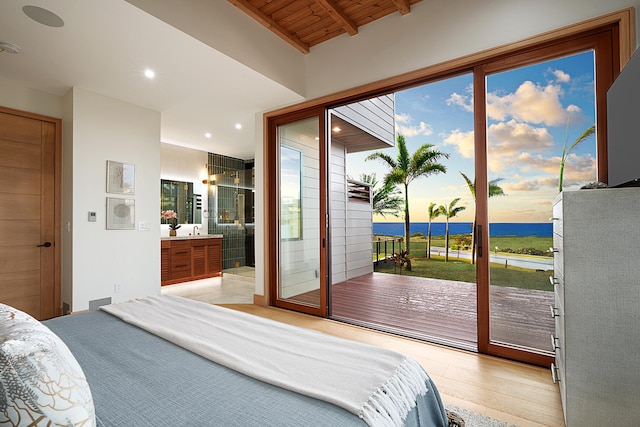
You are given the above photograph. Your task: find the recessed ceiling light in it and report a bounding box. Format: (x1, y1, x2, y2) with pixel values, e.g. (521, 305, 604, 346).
(144, 69, 155, 79)
(332, 126, 341, 133)
(0, 42, 21, 54)
(235, 123, 242, 130)
(23, 6, 64, 28)
(205, 132, 212, 138)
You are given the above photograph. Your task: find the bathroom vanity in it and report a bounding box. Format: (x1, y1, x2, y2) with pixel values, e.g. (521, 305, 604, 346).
(161, 235, 223, 286)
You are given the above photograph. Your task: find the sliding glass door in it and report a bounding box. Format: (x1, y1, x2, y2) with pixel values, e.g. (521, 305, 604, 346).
(272, 112, 327, 316)
(265, 16, 624, 366)
(477, 32, 615, 364)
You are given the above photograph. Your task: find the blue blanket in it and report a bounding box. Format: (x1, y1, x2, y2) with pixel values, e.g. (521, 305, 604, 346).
(45, 310, 447, 426)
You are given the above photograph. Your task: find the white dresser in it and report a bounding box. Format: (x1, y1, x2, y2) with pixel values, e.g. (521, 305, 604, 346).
(551, 188, 640, 426)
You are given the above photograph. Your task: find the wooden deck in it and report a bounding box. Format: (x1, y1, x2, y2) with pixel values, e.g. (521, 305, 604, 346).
(322, 273, 555, 353)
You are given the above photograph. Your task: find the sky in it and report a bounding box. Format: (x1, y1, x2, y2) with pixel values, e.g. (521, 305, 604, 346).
(346, 51, 597, 223)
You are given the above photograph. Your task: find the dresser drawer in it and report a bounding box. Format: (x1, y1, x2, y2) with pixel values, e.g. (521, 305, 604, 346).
(551, 271, 564, 309)
(551, 199, 563, 236)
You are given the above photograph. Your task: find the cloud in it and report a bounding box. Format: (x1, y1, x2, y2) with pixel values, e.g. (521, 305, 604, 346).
(446, 92, 474, 112)
(503, 180, 546, 192)
(396, 121, 433, 137)
(394, 112, 433, 137)
(498, 151, 595, 192)
(487, 81, 569, 126)
(443, 129, 474, 158)
(552, 69, 571, 83)
(488, 120, 554, 158)
(502, 176, 558, 192)
(516, 152, 560, 174)
(395, 113, 411, 124)
(560, 153, 597, 185)
(446, 83, 474, 113)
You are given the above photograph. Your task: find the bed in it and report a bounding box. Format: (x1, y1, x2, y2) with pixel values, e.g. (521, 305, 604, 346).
(1, 295, 449, 427)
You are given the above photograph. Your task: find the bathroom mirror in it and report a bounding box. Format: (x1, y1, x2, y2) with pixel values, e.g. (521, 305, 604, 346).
(160, 179, 201, 225)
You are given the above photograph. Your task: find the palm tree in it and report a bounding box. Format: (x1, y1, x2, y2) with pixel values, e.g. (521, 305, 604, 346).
(558, 124, 595, 192)
(366, 134, 449, 270)
(359, 173, 403, 218)
(460, 172, 506, 264)
(438, 198, 466, 262)
(426, 202, 441, 259)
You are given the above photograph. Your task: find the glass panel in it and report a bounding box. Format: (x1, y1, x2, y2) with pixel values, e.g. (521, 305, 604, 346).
(278, 117, 321, 307)
(340, 74, 477, 350)
(280, 145, 302, 240)
(486, 51, 596, 352)
(207, 154, 255, 270)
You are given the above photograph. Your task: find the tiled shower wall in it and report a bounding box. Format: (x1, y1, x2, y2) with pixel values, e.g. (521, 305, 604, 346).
(207, 153, 255, 270)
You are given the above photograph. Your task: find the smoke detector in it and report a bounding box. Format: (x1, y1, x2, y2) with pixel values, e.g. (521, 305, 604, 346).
(0, 42, 21, 54)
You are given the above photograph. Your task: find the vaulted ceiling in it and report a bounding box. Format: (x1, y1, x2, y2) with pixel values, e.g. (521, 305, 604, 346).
(228, 0, 423, 53)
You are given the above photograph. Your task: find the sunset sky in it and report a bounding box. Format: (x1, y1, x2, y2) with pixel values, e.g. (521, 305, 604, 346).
(346, 50, 597, 223)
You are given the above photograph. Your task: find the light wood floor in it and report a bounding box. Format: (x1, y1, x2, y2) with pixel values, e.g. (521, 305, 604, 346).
(164, 276, 565, 426)
(223, 304, 565, 427)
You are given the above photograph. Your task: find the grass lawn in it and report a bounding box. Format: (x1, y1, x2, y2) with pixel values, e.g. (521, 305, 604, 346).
(375, 255, 553, 291)
(375, 235, 554, 257)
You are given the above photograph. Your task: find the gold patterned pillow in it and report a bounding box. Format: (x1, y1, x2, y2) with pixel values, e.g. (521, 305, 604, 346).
(0, 304, 95, 426)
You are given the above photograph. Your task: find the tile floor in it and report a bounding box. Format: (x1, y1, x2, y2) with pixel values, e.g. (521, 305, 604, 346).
(161, 268, 255, 304)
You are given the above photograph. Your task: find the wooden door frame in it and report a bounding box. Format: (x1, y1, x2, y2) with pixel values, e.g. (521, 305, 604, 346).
(265, 107, 328, 316)
(475, 29, 620, 366)
(0, 105, 62, 318)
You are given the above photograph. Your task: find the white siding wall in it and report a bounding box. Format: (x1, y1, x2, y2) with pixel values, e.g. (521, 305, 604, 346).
(279, 125, 320, 299)
(330, 143, 374, 284)
(332, 94, 395, 146)
(330, 143, 347, 284)
(346, 197, 373, 280)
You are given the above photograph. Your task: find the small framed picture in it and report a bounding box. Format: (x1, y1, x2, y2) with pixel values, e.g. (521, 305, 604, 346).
(107, 160, 135, 194)
(106, 197, 135, 230)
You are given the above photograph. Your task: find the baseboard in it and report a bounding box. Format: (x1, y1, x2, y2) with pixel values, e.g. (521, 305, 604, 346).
(253, 293, 267, 306)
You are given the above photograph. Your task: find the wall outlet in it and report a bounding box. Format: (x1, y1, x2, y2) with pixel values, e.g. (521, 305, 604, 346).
(114, 283, 122, 293)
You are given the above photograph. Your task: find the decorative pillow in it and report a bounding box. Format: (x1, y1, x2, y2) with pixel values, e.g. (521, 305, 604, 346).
(0, 304, 95, 426)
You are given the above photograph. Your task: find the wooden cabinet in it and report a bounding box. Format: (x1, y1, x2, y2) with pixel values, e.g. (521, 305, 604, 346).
(161, 240, 171, 283)
(551, 189, 640, 426)
(161, 237, 222, 286)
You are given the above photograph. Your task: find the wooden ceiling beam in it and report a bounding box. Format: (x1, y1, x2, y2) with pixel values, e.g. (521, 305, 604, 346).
(228, 0, 310, 54)
(390, 0, 411, 15)
(314, 0, 358, 36)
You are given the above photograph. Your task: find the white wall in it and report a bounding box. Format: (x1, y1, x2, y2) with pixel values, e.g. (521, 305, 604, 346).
(160, 142, 209, 236)
(0, 77, 63, 118)
(330, 143, 347, 285)
(69, 88, 161, 310)
(125, 0, 306, 96)
(304, 0, 640, 98)
(346, 199, 374, 280)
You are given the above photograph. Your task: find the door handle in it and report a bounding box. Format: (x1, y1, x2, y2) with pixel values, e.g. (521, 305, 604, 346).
(476, 224, 482, 257)
(37, 242, 52, 248)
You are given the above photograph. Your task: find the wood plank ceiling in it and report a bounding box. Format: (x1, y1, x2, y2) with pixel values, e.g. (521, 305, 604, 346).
(228, 0, 423, 54)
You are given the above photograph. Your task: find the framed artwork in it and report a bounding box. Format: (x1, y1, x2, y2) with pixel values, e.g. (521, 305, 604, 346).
(107, 160, 135, 194)
(106, 197, 135, 230)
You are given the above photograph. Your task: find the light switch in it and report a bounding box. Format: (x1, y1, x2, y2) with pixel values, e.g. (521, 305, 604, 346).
(88, 211, 97, 222)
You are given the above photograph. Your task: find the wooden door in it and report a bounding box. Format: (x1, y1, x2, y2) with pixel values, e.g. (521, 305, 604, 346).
(268, 110, 328, 317)
(0, 107, 61, 320)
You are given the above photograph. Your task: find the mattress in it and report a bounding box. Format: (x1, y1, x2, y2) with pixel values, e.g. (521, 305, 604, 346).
(44, 307, 447, 426)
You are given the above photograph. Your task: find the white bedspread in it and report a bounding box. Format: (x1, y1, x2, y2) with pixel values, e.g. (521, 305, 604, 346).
(101, 295, 431, 426)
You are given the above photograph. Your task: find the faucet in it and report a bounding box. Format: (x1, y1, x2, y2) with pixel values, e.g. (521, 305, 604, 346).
(193, 225, 199, 235)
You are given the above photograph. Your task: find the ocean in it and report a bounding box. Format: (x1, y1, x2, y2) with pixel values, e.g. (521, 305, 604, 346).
(373, 222, 552, 237)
